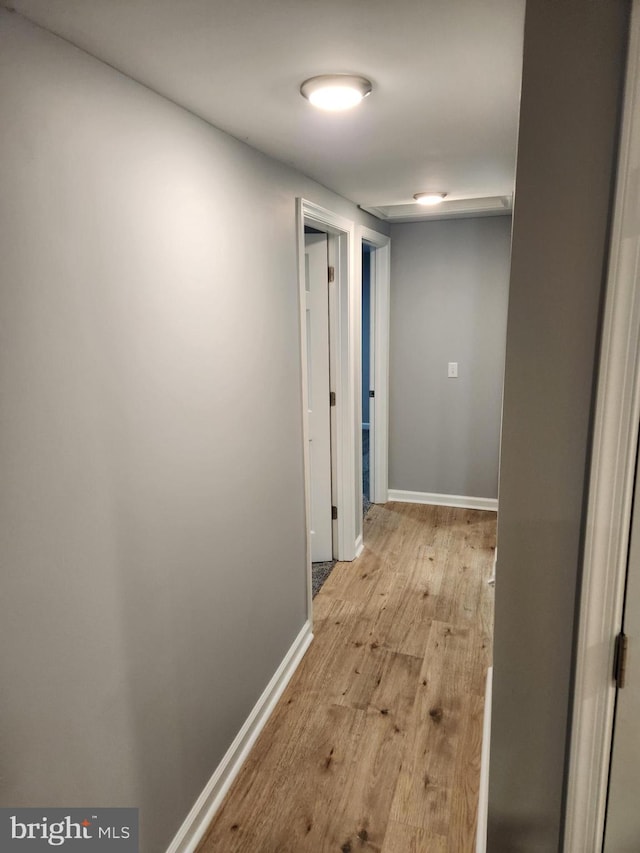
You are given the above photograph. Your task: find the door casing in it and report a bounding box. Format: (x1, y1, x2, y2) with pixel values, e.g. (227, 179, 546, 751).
(359, 226, 391, 509)
(296, 199, 357, 617)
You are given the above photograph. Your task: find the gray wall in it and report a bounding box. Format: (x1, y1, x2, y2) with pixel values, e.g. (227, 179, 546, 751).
(388, 216, 511, 500)
(488, 1, 629, 850)
(0, 11, 386, 852)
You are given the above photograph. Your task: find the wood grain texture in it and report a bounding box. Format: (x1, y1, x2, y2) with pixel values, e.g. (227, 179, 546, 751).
(198, 502, 496, 853)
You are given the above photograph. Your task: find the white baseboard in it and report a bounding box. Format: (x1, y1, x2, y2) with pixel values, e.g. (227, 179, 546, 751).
(166, 620, 313, 853)
(355, 533, 364, 557)
(476, 666, 493, 853)
(387, 489, 498, 512)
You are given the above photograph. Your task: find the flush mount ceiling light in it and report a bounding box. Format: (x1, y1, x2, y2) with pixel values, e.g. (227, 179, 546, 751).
(300, 75, 372, 111)
(413, 192, 448, 206)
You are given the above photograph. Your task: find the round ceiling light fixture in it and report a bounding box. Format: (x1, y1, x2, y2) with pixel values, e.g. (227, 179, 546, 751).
(300, 74, 373, 111)
(413, 192, 448, 206)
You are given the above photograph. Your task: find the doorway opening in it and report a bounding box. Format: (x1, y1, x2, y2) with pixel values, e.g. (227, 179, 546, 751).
(296, 199, 359, 612)
(362, 242, 373, 517)
(358, 225, 391, 518)
(304, 224, 337, 596)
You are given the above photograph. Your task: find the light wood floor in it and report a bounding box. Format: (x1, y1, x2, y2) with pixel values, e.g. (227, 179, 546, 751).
(199, 502, 496, 853)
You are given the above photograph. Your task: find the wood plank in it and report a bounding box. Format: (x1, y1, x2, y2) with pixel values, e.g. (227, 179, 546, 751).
(389, 619, 486, 842)
(381, 820, 447, 853)
(318, 710, 404, 852)
(447, 692, 485, 853)
(202, 705, 366, 853)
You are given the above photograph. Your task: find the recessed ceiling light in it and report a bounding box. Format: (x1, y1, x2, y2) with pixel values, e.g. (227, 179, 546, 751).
(300, 75, 372, 112)
(413, 192, 448, 206)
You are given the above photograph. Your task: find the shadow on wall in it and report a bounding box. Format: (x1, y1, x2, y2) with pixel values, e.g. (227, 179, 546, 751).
(487, 817, 555, 853)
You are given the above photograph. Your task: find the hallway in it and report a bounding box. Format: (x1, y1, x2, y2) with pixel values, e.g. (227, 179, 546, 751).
(200, 502, 496, 852)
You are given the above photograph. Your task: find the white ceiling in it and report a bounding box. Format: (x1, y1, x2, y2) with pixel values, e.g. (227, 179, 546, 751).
(11, 0, 525, 215)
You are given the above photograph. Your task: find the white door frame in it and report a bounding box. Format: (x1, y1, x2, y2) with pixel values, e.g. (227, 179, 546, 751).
(362, 243, 375, 499)
(358, 226, 390, 509)
(296, 198, 358, 615)
(564, 2, 640, 848)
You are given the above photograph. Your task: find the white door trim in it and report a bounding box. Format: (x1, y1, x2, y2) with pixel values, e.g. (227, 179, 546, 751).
(564, 2, 640, 848)
(364, 244, 375, 503)
(296, 199, 358, 615)
(359, 226, 390, 506)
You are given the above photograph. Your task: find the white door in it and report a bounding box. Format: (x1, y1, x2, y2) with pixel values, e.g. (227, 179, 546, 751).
(604, 447, 640, 852)
(304, 232, 333, 562)
(367, 246, 376, 502)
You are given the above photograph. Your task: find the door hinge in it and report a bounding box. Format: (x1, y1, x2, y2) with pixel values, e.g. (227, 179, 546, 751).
(369, 390, 375, 398)
(614, 631, 628, 688)
(330, 391, 336, 407)
(331, 505, 338, 520)
(328, 266, 335, 283)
